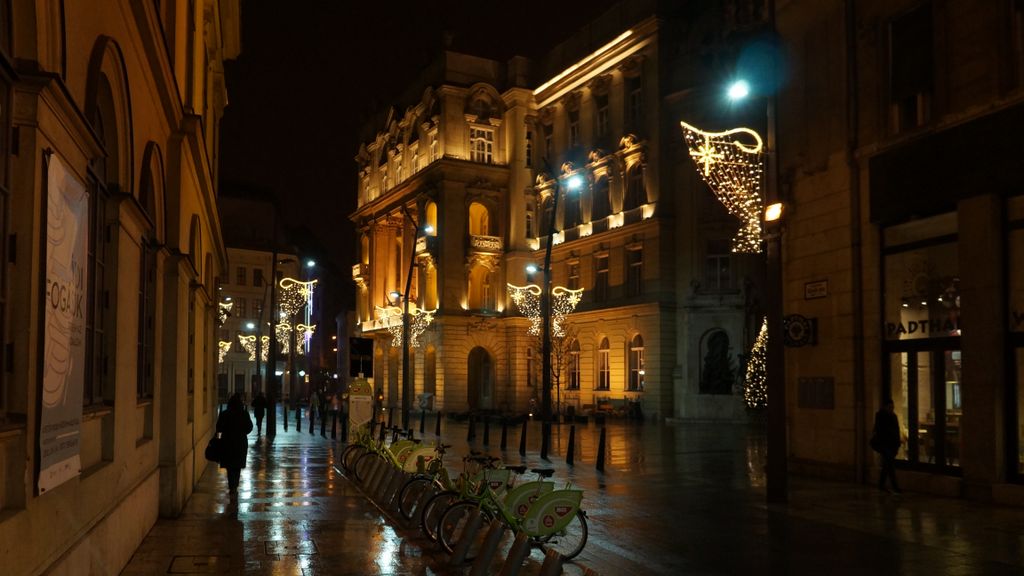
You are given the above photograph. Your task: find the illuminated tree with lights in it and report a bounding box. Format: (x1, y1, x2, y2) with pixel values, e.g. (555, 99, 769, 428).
(744, 317, 768, 410)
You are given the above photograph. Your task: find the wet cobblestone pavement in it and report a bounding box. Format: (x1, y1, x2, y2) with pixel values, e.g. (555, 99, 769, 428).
(122, 410, 1024, 575)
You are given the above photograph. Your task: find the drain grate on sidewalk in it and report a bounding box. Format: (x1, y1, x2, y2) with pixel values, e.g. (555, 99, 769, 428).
(168, 555, 232, 574)
(264, 540, 318, 555)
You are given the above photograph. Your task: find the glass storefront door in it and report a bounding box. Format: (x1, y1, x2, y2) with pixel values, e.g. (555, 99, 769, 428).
(886, 346, 961, 469)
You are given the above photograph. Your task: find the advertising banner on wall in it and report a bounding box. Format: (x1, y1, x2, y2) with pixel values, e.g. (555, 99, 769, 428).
(38, 154, 89, 494)
(348, 377, 373, 436)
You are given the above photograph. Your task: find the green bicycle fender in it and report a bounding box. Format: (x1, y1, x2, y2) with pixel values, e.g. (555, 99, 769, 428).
(521, 489, 583, 535)
(403, 446, 436, 472)
(504, 481, 556, 520)
(482, 468, 512, 495)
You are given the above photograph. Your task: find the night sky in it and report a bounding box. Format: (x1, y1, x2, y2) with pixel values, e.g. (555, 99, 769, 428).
(219, 0, 622, 289)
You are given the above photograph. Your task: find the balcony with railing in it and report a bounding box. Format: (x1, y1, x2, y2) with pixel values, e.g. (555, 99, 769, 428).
(469, 234, 503, 254)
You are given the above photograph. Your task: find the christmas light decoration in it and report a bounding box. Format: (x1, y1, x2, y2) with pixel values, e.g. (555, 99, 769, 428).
(680, 121, 764, 253)
(217, 340, 232, 364)
(296, 323, 316, 356)
(275, 322, 292, 355)
(374, 303, 436, 348)
(238, 334, 270, 362)
(278, 277, 318, 317)
(217, 301, 233, 325)
(744, 317, 768, 409)
(506, 284, 584, 337)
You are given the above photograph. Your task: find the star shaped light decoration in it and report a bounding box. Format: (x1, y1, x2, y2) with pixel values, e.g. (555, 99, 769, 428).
(237, 334, 270, 362)
(680, 121, 764, 253)
(506, 284, 584, 337)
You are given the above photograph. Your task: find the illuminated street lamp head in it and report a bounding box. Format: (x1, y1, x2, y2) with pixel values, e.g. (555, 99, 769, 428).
(423, 224, 435, 234)
(764, 202, 784, 223)
(728, 79, 751, 101)
(306, 259, 316, 268)
(246, 322, 256, 330)
(389, 290, 402, 303)
(566, 174, 584, 191)
(525, 263, 539, 275)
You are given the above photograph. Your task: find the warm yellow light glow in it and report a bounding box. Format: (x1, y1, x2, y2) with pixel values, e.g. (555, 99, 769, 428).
(679, 121, 765, 253)
(764, 202, 784, 222)
(374, 305, 436, 348)
(579, 222, 593, 237)
(641, 203, 656, 219)
(218, 340, 232, 364)
(506, 284, 583, 337)
(535, 30, 633, 95)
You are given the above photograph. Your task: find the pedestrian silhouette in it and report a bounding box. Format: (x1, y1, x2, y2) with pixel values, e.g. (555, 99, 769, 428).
(872, 397, 902, 494)
(217, 394, 253, 496)
(252, 392, 267, 436)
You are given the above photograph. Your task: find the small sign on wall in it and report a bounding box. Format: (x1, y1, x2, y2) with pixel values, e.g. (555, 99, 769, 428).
(804, 279, 828, 299)
(797, 377, 835, 410)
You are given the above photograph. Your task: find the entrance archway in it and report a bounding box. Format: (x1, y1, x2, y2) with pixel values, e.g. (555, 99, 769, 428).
(467, 347, 495, 411)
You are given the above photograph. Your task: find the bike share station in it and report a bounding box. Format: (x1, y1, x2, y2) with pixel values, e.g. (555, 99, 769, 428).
(347, 377, 373, 437)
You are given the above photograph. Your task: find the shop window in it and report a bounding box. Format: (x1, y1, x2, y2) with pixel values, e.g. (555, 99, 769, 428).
(628, 334, 644, 391)
(882, 213, 960, 471)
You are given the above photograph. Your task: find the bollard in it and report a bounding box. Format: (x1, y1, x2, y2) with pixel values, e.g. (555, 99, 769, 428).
(519, 420, 527, 456)
(309, 411, 314, 435)
(331, 411, 337, 440)
(387, 407, 394, 428)
(469, 519, 507, 576)
(449, 508, 485, 565)
(284, 403, 289, 431)
(497, 530, 532, 576)
(378, 422, 387, 443)
(567, 425, 576, 465)
(435, 411, 442, 436)
(420, 409, 426, 434)
(538, 549, 564, 576)
(500, 421, 508, 451)
(483, 417, 490, 445)
(296, 405, 302, 431)
(596, 426, 607, 472)
(467, 417, 476, 442)
(321, 411, 327, 437)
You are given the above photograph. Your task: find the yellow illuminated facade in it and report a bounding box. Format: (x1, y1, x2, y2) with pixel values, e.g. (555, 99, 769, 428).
(351, 14, 763, 420)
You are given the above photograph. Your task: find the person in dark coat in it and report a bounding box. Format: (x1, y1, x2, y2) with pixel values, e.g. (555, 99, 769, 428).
(251, 392, 267, 436)
(216, 394, 253, 494)
(873, 397, 902, 494)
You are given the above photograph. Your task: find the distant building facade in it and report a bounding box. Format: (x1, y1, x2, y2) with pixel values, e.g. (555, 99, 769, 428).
(350, 4, 763, 420)
(0, 1, 239, 573)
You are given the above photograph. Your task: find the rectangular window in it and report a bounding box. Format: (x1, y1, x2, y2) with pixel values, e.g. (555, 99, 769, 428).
(253, 267, 264, 288)
(568, 111, 580, 148)
(628, 344, 644, 391)
(627, 247, 643, 297)
(429, 130, 439, 163)
(628, 77, 643, 129)
(470, 126, 494, 164)
(543, 125, 553, 161)
(235, 266, 246, 286)
(705, 239, 732, 291)
(137, 242, 156, 399)
(85, 182, 111, 407)
(596, 95, 609, 138)
(568, 261, 580, 290)
(594, 255, 609, 302)
(889, 2, 933, 132)
(235, 297, 246, 319)
(527, 348, 535, 389)
(568, 345, 580, 390)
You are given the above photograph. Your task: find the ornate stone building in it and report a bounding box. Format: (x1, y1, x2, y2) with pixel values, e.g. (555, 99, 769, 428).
(350, 5, 763, 421)
(0, 1, 238, 573)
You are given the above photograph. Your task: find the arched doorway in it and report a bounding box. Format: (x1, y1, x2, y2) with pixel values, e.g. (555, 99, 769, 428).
(467, 347, 495, 411)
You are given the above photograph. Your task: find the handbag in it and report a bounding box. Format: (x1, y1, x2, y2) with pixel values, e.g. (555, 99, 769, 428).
(869, 433, 882, 453)
(204, 435, 221, 462)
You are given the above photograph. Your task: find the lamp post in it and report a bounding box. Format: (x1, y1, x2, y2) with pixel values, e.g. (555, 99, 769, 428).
(397, 206, 424, 431)
(539, 171, 583, 460)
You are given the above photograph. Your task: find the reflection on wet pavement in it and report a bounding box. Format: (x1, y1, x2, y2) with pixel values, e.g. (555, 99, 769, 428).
(123, 413, 1024, 575)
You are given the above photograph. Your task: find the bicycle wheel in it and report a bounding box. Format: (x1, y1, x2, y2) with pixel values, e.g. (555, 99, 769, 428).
(341, 444, 367, 474)
(397, 476, 435, 521)
(420, 490, 460, 541)
(540, 509, 588, 560)
(438, 501, 491, 558)
(354, 452, 384, 484)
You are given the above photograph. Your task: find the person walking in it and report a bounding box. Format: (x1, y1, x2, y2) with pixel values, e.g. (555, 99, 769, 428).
(873, 397, 902, 494)
(216, 394, 253, 496)
(252, 391, 267, 436)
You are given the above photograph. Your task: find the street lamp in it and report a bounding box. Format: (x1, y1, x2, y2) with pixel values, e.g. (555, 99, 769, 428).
(538, 167, 584, 459)
(684, 70, 786, 502)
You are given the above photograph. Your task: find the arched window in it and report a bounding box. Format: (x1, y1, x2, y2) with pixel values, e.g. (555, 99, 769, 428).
(563, 184, 581, 229)
(625, 164, 644, 210)
(568, 339, 581, 390)
(628, 334, 645, 391)
(468, 202, 490, 236)
(360, 234, 370, 265)
(592, 176, 610, 220)
(596, 337, 610, 390)
(425, 201, 438, 235)
(424, 262, 438, 310)
(468, 263, 494, 310)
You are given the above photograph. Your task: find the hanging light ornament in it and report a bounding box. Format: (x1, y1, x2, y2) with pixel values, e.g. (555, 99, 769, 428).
(217, 340, 232, 364)
(374, 303, 436, 348)
(679, 121, 764, 253)
(237, 334, 270, 362)
(506, 284, 584, 337)
(275, 322, 292, 355)
(296, 323, 317, 355)
(217, 301, 233, 325)
(278, 277, 318, 317)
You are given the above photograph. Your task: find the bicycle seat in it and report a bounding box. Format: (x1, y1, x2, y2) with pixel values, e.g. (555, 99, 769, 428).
(505, 465, 527, 474)
(530, 468, 556, 478)
(469, 450, 483, 456)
